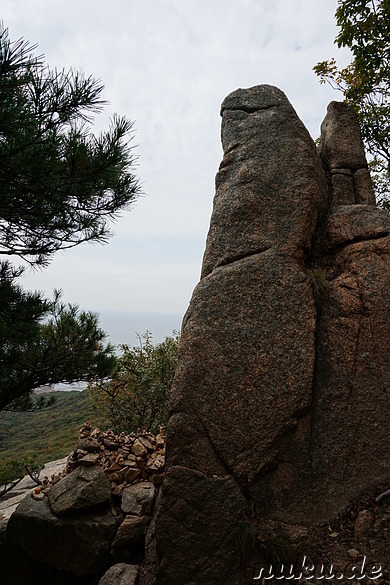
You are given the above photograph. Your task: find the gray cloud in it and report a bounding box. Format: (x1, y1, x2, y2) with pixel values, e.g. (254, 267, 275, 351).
(3, 0, 351, 341)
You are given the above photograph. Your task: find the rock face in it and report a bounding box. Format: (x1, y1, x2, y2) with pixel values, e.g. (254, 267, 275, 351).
(156, 87, 390, 584)
(99, 563, 139, 585)
(121, 481, 155, 516)
(7, 495, 118, 575)
(47, 464, 111, 516)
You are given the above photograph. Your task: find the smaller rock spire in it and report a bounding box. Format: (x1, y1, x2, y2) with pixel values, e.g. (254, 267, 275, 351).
(319, 101, 375, 206)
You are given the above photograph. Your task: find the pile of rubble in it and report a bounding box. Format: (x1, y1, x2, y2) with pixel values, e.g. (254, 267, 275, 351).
(41, 421, 166, 496)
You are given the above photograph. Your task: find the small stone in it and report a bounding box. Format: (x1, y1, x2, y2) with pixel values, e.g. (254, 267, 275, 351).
(66, 460, 79, 472)
(156, 434, 165, 449)
(138, 436, 154, 451)
(103, 438, 120, 450)
(151, 473, 164, 486)
(131, 440, 148, 458)
(118, 468, 129, 481)
(348, 549, 360, 561)
(112, 484, 125, 496)
(105, 472, 119, 482)
(31, 489, 44, 501)
(136, 458, 146, 469)
(124, 469, 141, 483)
(78, 453, 99, 466)
(123, 458, 138, 468)
(354, 510, 375, 539)
(146, 454, 164, 473)
(79, 421, 92, 436)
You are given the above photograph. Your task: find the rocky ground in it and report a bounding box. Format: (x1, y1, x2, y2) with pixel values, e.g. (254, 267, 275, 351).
(244, 484, 390, 584)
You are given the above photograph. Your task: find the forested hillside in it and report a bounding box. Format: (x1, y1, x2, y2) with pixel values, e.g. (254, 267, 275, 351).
(0, 391, 100, 467)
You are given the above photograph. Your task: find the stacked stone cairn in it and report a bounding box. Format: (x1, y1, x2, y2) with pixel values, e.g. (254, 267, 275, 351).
(61, 421, 166, 492)
(4, 422, 166, 585)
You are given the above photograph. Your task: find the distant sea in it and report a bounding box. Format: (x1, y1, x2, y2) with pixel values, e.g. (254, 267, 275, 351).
(36, 311, 183, 393)
(97, 310, 183, 347)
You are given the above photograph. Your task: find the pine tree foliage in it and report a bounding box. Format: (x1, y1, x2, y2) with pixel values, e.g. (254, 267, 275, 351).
(0, 285, 117, 411)
(0, 25, 140, 266)
(0, 25, 140, 409)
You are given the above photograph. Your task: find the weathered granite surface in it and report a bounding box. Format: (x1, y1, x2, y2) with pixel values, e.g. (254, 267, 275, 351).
(156, 86, 390, 584)
(99, 563, 139, 585)
(6, 495, 118, 575)
(47, 464, 111, 517)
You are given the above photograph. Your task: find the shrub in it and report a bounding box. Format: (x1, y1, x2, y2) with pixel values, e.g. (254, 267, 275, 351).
(88, 332, 179, 434)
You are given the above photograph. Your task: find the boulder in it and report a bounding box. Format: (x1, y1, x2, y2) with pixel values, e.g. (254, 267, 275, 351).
(6, 494, 118, 575)
(110, 514, 150, 563)
(156, 86, 390, 583)
(98, 563, 139, 585)
(157, 467, 248, 585)
(121, 481, 155, 516)
(161, 84, 322, 517)
(325, 204, 390, 248)
(319, 100, 367, 171)
(47, 464, 111, 516)
(77, 436, 101, 452)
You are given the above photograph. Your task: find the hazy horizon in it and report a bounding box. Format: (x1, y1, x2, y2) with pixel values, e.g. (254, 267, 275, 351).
(97, 309, 183, 348)
(3, 0, 349, 326)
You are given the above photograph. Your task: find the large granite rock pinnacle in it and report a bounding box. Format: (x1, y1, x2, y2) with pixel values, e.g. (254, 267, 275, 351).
(202, 85, 326, 277)
(156, 87, 390, 584)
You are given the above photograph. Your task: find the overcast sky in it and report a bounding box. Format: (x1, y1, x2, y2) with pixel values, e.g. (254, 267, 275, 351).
(3, 0, 350, 346)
